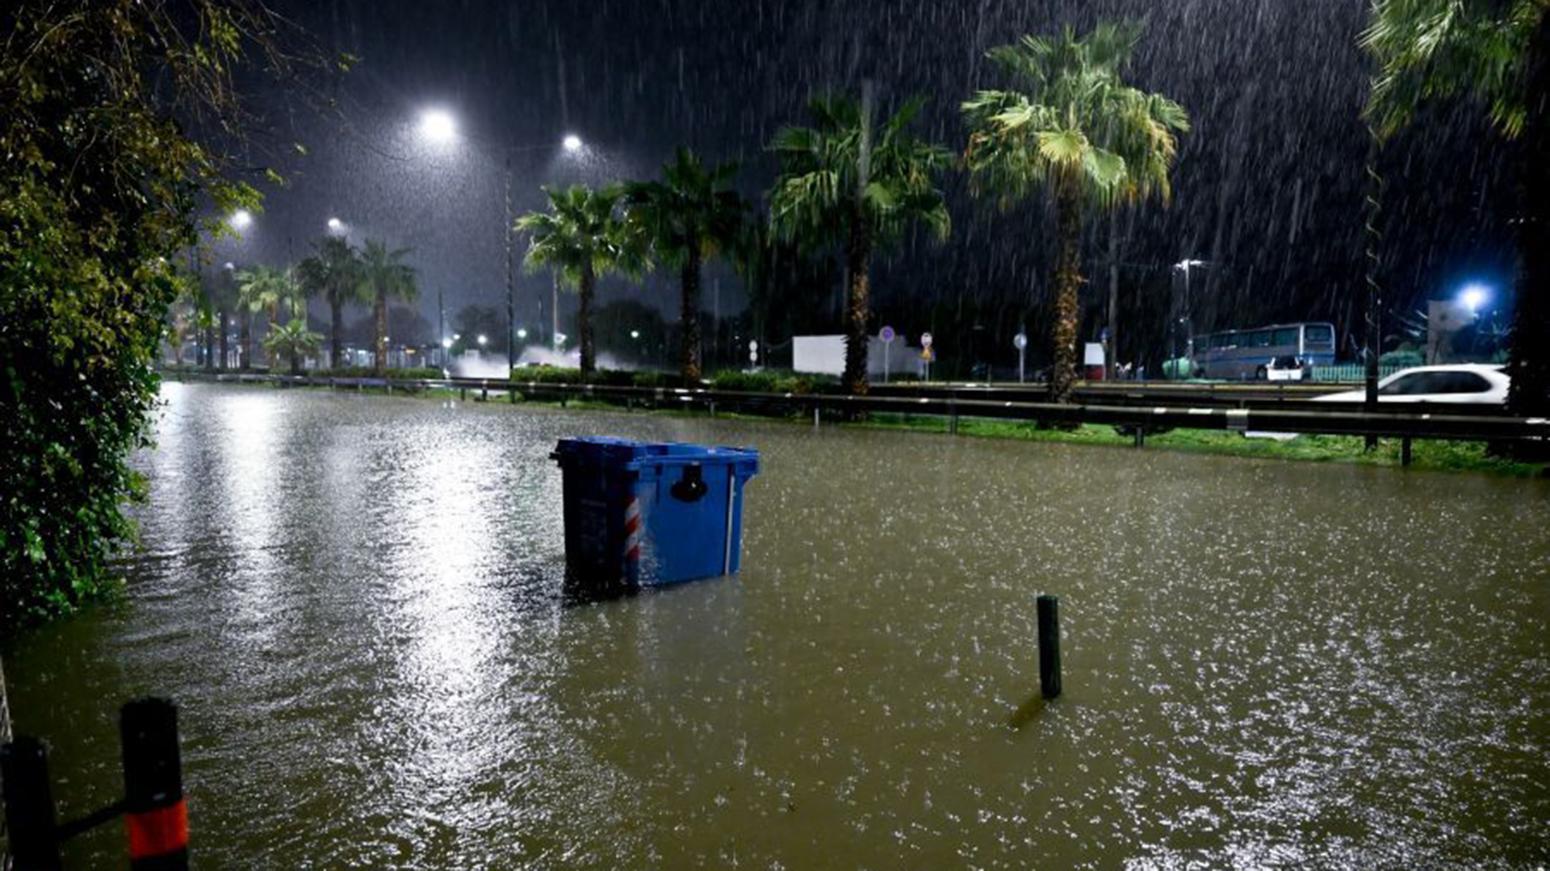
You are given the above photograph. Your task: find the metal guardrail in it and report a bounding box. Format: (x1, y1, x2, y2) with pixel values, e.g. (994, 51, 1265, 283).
(166, 370, 1550, 451)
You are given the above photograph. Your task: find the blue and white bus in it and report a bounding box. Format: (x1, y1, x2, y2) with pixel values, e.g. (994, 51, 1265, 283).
(1190, 322, 1336, 380)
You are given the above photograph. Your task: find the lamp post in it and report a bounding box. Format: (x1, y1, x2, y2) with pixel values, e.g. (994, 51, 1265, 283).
(1171, 258, 1208, 375)
(415, 109, 585, 376)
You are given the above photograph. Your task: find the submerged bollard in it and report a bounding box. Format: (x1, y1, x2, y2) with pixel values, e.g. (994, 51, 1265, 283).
(1, 737, 62, 871)
(1037, 594, 1062, 700)
(121, 698, 188, 871)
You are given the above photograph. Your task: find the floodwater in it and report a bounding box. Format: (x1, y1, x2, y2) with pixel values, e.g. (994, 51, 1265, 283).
(5, 382, 1548, 869)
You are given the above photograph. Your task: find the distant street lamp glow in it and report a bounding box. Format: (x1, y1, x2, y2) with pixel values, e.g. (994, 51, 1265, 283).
(563, 134, 584, 152)
(441, 338, 452, 349)
(516, 328, 528, 340)
(630, 329, 641, 339)
(1460, 283, 1490, 313)
(229, 209, 253, 230)
(327, 217, 345, 233)
(419, 109, 457, 144)
(477, 334, 488, 346)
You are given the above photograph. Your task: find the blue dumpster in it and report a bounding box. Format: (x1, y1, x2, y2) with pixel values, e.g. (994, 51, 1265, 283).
(551, 437, 760, 587)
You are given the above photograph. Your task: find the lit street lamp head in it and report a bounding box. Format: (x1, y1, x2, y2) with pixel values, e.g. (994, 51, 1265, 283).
(477, 334, 488, 346)
(516, 328, 528, 340)
(419, 109, 457, 144)
(229, 209, 253, 230)
(327, 217, 345, 233)
(563, 133, 584, 152)
(1460, 283, 1490, 312)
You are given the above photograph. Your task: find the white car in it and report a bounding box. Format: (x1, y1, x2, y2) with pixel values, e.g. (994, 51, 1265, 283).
(1264, 355, 1308, 382)
(1314, 364, 1509, 406)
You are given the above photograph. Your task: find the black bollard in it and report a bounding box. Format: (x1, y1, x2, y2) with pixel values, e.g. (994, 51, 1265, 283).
(1, 737, 63, 871)
(120, 698, 188, 871)
(1037, 594, 1062, 699)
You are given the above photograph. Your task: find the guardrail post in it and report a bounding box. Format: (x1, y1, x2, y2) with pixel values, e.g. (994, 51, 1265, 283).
(949, 399, 959, 435)
(1401, 437, 1413, 467)
(480, 381, 488, 402)
(1, 737, 62, 871)
(120, 698, 187, 871)
(1133, 426, 1145, 448)
(1037, 595, 1062, 700)
(459, 386, 466, 402)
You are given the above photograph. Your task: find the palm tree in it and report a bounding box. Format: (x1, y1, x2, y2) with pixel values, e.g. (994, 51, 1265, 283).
(625, 149, 747, 382)
(516, 184, 643, 376)
(769, 91, 952, 395)
(963, 22, 1189, 403)
(296, 236, 364, 370)
(1364, 0, 1549, 421)
(235, 265, 300, 370)
(356, 239, 418, 375)
(263, 319, 322, 375)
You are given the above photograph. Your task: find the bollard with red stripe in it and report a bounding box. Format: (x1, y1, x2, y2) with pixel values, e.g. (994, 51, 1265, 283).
(119, 698, 188, 871)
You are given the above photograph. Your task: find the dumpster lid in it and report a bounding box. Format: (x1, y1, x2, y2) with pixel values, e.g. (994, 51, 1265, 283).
(552, 436, 758, 471)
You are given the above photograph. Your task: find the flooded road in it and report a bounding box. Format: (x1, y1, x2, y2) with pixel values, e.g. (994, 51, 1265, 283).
(6, 382, 1548, 869)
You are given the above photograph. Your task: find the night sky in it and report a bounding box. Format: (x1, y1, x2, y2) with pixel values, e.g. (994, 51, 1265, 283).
(209, 0, 1519, 368)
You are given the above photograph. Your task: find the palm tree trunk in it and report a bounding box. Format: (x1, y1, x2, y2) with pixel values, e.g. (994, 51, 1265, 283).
(578, 266, 597, 376)
(1508, 12, 1550, 435)
(330, 297, 344, 370)
(1049, 177, 1083, 404)
(240, 314, 251, 370)
(1107, 208, 1119, 379)
(374, 291, 387, 375)
(267, 302, 279, 369)
(219, 308, 229, 369)
(680, 245, 703, 382)
(843, 217, 873, 396)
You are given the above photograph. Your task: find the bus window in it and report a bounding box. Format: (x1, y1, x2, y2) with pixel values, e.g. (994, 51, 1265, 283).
(1272, 327, 1297, 345)
(1303, 324, 1334, 346)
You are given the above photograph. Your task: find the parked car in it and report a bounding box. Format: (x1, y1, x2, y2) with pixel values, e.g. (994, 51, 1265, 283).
(1314, 364, 1509, 405)
(1264, 355, 1307, 382)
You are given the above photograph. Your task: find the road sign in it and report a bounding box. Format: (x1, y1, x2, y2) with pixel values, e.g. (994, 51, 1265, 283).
(920, 347, 935, 361)
(921, 332, 933, 349)
(879, 326, 895, 343)
(1013, 332, 1027, 350)
(748, 339, 759, 351)
(1014, 332, 1028, 382)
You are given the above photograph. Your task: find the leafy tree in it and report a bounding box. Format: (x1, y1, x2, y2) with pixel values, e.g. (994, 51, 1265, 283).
(963, 22, 1189, 403)
(357, 239, 418, 376)
(296, 236, 364, 369)
(1363, 0, 1550, 422)
(263, 319, 322, 375)
(625, 149, 747, 382)
(769, 92, 951, 395)
(0, 0, 312, 626)
(235, 265, 302, 368)
(516, 185, 644, 376)
(449, 304, 508, 356)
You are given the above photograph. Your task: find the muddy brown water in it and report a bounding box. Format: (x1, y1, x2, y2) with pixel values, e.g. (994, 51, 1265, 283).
(5, 382, 1548, 869)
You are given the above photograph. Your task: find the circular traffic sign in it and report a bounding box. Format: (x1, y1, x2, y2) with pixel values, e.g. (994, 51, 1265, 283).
(1013, 332, 1028, 350)
(920, 332, 933, 348)
(748, 339, 759, 351)
(879, 325, 896, 343)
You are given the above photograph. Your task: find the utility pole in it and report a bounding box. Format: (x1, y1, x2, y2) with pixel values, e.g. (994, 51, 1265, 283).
(1107, 209, 1119, 378)
(1363, 123, 1384, 449)
(505, 152, 517, 375)
(437, 287, 445, 367)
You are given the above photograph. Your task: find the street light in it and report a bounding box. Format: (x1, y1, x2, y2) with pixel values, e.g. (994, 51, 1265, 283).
(413, 109, 587, 375)
(229, 209, 253, 230)
(327, 217, 345, 234)
(419, 109, 457, 144)
(630, 329, 640, 340)
(477, 334, 488, 347)
(1172, 258, 1210, 365)
(516, 328, 528, 340)
(1460, 283, 1490, 314)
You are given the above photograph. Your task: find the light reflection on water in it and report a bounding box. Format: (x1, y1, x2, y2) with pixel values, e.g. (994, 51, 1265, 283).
(5, 383, 1548, 869)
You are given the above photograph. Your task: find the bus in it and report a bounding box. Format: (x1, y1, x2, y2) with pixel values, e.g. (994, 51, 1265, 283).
(1190, 322, 1336, 380)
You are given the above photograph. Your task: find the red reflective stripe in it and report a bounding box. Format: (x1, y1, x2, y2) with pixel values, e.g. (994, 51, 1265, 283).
(126, 798, 188, 858)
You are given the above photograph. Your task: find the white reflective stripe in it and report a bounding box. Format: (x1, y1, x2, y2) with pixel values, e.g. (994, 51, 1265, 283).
(723, 468, 736, 576)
